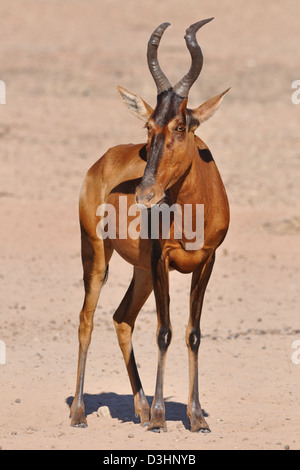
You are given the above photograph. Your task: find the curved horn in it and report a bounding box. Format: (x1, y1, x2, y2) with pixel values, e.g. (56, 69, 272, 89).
(173, 18, 214, 98)
(147, 22, 172, 94)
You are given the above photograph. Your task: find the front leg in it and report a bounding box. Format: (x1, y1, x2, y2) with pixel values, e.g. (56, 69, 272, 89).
(186, 253, 215, 432)
(148, 241, 171, 432)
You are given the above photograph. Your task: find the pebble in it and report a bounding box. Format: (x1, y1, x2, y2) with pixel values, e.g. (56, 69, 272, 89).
(97, 406, 111, 418)
(284, 445, 290, 450)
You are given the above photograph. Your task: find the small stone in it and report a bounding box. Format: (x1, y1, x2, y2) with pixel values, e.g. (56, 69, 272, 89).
(284, 445, 290, 450)
(15, 398, 21, 403)
(97, 406, 111, 418)
(128, 433, 134, 438)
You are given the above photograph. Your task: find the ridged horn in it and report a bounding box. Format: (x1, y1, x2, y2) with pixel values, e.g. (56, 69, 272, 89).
(147, 22, 172, 94)
(173, 18, 214, 98)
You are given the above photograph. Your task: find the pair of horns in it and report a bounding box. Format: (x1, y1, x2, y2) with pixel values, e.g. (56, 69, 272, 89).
(147, 18, 213, 98)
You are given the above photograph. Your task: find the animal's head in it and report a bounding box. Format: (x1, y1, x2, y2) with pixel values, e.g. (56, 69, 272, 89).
(117, 19, 229, 207)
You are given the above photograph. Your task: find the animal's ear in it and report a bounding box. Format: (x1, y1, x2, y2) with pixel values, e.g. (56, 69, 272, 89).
(190, 88, 230, 128)
(117, 86, 154, 122)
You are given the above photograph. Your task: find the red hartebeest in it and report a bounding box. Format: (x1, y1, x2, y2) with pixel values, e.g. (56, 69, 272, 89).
(70, 19, 230, 433)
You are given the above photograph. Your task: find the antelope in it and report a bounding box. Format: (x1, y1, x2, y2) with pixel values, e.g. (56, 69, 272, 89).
(70, 18, 230, 433)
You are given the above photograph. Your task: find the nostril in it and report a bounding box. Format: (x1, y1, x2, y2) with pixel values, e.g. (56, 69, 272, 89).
(145, 192, 154, 201)
(136, 189, 155, 205)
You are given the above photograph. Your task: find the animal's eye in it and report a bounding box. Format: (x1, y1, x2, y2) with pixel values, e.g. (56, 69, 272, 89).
(175, 125, 186, 133)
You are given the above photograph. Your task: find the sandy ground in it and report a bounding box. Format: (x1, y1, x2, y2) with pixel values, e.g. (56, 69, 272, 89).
(0, 0, 299, 451)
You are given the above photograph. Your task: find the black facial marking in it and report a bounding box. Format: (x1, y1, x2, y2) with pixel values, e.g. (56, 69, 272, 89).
(144, 131, 165, 181)
(187, 109, 200, 131)
(141, 89, 186, 186)
(153, 89, 185, 127)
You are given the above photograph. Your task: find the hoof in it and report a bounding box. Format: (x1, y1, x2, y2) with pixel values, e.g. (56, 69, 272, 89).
(134, 396, 151, 427)
(71, 422, 88, 429)
(141, 421, 150, 428)
(148, 425, 167, 433)
(148, 404, 167, 432)
(147, 419, 167, 433)
(198, 427, 211, 433)
(70, 405, 87, 428)
(188, 406, 210, 433)
(190, 422, 211, 433)
(135, 410, 150, 427)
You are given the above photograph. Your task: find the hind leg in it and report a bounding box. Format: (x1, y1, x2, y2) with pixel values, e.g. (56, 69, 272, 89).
(70, 228, 113, 427)
(113, 267, 153, 425)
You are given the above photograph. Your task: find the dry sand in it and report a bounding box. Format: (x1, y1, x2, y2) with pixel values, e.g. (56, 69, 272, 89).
(0, 0, 299, 450)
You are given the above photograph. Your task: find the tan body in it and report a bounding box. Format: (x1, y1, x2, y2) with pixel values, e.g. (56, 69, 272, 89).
(80, 136, 229, 273)
(70, 19, 230, 433)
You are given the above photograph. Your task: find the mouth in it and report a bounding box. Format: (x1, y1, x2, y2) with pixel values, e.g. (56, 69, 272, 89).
(136, 192, 166, 208)
(136, 198, 165, 210)
(135, 188, 166, 209)
(155, 194, 167, 206)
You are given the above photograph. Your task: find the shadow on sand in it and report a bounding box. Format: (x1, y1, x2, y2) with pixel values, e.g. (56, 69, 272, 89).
(66, 392, 209, 430)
